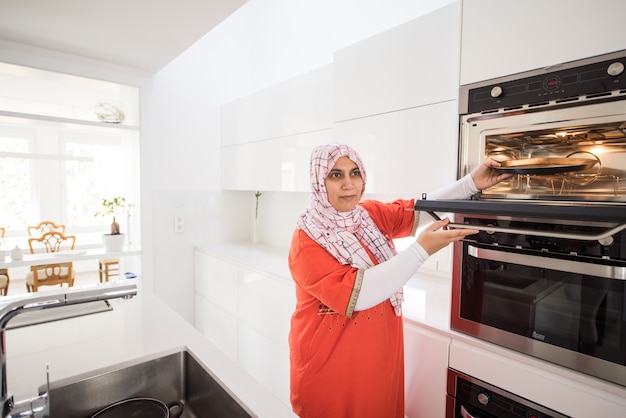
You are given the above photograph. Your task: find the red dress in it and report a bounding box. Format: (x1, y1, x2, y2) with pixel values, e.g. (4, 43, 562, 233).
(288, 199, 416, 418)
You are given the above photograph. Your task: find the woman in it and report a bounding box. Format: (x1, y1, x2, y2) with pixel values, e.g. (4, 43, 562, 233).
(288, 144, 509, 418)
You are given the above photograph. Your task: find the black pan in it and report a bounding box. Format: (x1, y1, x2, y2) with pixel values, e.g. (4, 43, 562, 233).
(496, 157, 598, 174)
(91, 398, 184, 418)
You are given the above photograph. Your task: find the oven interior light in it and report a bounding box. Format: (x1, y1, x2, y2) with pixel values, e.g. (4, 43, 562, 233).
(588, 146, 605, 155)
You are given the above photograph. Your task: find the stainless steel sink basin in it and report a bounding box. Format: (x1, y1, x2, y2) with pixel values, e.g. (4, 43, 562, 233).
(39, 347, 254, 418)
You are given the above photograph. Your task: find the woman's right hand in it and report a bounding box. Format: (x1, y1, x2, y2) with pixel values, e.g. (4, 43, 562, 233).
(417, 218, 478, 255)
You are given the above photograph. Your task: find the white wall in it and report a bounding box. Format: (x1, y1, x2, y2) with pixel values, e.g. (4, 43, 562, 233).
(149, 0, 457, 321)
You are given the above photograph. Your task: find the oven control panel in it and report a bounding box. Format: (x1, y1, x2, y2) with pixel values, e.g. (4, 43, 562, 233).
(464, 51, 626, 113)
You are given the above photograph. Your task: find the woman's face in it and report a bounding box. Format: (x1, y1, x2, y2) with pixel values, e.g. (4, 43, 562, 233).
(325, 156, 364, 212)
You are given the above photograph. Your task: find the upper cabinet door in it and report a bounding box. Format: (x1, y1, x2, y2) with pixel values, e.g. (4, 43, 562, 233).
(460, 0, 626, 85)
(269, 65, 333, 139)
(333, 101, 459, 196)
(222, 90, 271, 146)
(222, 65, 333, 147)
(221, 66, 333, 191)
(333, 2, 461, 122)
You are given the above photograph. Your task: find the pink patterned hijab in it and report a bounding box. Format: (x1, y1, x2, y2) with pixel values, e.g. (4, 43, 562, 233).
(297, 144, 403, 315)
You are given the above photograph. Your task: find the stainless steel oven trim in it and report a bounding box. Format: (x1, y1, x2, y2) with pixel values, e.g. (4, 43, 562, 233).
(468, 244, 626, 280)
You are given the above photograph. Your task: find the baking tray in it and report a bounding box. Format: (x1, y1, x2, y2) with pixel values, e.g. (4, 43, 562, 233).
(497, 157, 598, 174)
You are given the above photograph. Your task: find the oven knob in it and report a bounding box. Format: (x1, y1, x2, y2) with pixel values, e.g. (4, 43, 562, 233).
(490, 86, 503, 98)
(477, 392, 490, 406)
(607, 61, 624, 77)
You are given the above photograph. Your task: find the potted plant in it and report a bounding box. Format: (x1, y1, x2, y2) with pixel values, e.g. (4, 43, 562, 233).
(95, 196, 132, 252)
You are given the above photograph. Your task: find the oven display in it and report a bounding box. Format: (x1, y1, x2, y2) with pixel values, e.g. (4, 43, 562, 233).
(543, 75, 561, 91)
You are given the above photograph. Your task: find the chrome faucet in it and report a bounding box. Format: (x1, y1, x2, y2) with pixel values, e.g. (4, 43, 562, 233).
(0, 282, 138, 418)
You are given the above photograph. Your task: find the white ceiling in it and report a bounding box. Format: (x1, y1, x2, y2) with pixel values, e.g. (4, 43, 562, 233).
(0, 0, 248, 72)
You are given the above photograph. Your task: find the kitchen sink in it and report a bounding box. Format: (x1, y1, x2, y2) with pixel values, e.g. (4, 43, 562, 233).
(39, 347, 254, 418)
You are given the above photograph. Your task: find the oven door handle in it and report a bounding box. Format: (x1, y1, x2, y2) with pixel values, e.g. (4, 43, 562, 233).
(468, 245, 626, 280)
(427, 211, 626, 243)
(460, 405, 479, 418)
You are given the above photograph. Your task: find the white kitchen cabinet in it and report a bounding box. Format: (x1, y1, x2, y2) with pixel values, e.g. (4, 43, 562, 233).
(194, 252, 239, 361)
(194, 251, 238, 315)
(460, 0, 626, 85)
(403, 322, 451, 418)
(237, 267, 293, 349)
(238, 321, 291, 407)
(221, 2, 463, 192)
(268, 129, 333, 192)
(268, 65, 333, 139)
(222, 65, 332, 147)
(333, 100, 459, 196)
(194, 248, 295, 409)
(221, 66, 333, 191)
(333, 2, 461, 122)
(235, 266, 294, 407)
(221, 89, 271, 146)
(221, 140, 272, 190)
(222, 129, 332, 192)
(194, 294, 238, 362)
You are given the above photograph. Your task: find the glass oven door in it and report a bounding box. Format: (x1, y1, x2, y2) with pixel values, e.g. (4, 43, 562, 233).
(451, 219, 626, 387)
(458, 99, 626, 203)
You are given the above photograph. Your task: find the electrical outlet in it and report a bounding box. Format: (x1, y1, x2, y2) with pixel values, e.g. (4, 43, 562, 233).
(174, 215, 184, 233)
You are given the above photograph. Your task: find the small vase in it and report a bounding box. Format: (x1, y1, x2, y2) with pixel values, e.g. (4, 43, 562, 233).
(252, 219, 258, 244)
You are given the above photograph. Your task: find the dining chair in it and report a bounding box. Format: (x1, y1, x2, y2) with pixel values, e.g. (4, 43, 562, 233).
(28, 262, 75, 292)
(0, 227, 8, 295)
(26, 231, 76, 292)
(27, 221, 66, 237)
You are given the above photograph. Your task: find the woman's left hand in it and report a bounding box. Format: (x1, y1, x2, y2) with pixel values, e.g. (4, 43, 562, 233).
(470, 158, 512, 190)
(417, 218, 479, 256)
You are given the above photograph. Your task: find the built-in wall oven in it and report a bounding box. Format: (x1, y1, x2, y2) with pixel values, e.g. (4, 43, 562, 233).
(415, 49, 626, 388)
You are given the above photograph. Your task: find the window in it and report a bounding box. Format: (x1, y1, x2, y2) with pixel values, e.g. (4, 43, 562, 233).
(0, 62, 140, 248)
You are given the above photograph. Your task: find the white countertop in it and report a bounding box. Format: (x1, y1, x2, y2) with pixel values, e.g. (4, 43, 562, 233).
(5, 280, 293, 418)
